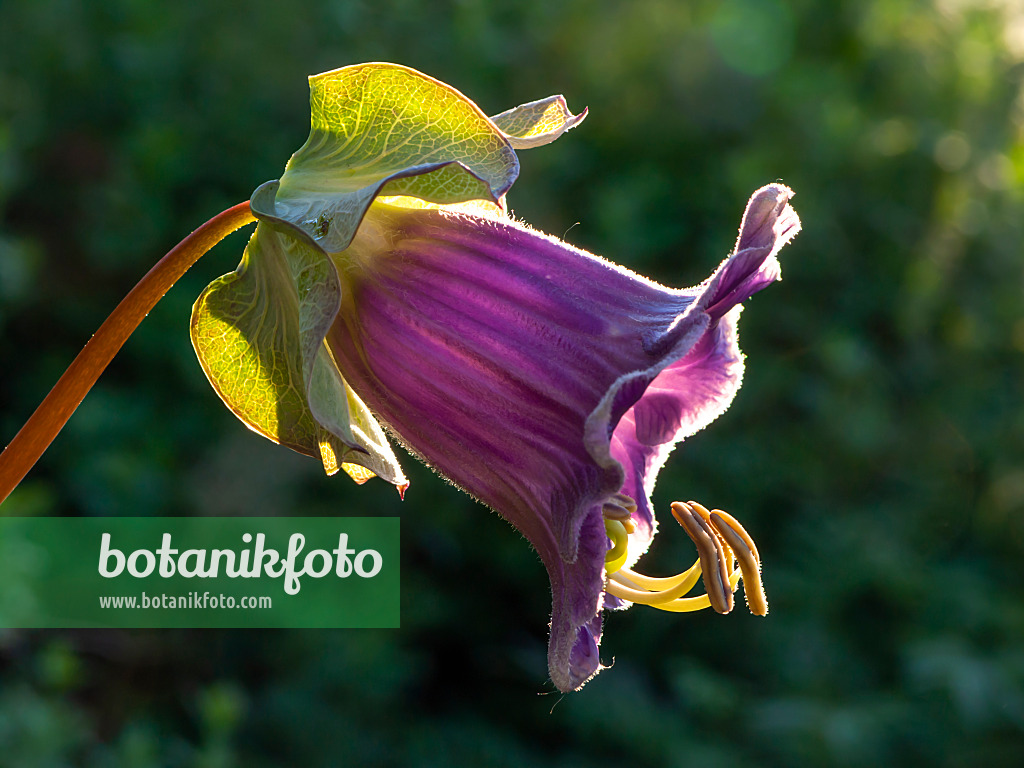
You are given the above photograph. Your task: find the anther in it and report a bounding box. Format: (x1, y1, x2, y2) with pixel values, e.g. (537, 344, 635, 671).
(709, 512, 768, 616)
(611, 493, 638, 514)
(671, 502, 734, 614)
(601, 501, 632, 521)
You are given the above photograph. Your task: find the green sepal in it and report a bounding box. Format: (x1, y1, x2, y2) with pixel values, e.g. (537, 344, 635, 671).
(189, 222, 406, 487)
(191, 63, 589, 490)
(490, 95, 588, 149)
(256, 62, 521, 254)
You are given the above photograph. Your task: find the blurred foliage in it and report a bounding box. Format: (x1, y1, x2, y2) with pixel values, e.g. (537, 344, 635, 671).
(1, 0, 1024, 765)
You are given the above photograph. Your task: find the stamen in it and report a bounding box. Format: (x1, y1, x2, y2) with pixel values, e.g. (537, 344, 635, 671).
(689, 501, 768, 616)
(599, 491, 766, 618)
(617, 563, 701, 591)
(603, 518, 630, 574)
(601, 501, 633, 521)
(685, 500, 718, 529)
(671, 502, 734, 614)
(710, 512, 768, 616)
(608, 565, 700, 604)
(611, 493, 638, 514)
(606, 568, 741, 612)
(707, 508, 760, 562)
(602, 494, 639, 574)
(633, 569, 743, 613)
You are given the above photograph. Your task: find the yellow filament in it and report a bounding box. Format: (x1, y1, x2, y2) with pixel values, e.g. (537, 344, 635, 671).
(607, 566, 702, 605)
(616, 561, 701, 591)
(606, 568, 742, 612)
(603, 519, 630, 573)
(640, 569, 743, 612)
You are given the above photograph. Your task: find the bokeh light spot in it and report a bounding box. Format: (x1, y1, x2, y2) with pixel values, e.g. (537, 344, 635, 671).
(934, 131, 971, 171)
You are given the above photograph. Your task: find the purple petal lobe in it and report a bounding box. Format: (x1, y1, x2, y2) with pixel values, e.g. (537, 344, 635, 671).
(707, 184, 800, 317)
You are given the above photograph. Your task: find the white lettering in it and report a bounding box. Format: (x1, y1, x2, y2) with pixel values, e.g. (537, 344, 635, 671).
(127, 548, 156, 578)
(95, 530, 384, 593)
(156, 533, 178, 577)
(356, 549, 383, 578)
(98, 533, 125, 577)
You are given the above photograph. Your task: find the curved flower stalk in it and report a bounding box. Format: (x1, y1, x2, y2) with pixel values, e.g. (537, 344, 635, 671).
(189, 63, 801, 691)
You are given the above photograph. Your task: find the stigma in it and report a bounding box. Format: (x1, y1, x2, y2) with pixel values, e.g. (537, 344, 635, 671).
(602, 496, 768, 617)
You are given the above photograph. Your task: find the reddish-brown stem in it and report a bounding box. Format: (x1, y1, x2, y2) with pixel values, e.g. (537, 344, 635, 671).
(0, 201, 257, 506)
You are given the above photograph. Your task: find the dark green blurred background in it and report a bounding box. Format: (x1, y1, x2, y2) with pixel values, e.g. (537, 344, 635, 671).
(2, 0, 1023, 765)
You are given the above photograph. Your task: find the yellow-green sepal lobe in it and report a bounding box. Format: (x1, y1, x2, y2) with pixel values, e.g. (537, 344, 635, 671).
(189, 222, 406, 486)
(490, 95, 587, 149)
(256, 62, 521, 254)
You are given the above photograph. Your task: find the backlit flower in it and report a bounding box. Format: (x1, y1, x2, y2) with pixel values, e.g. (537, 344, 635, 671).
(323, 184, 800, 691)
(190, 63, 801, 691)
